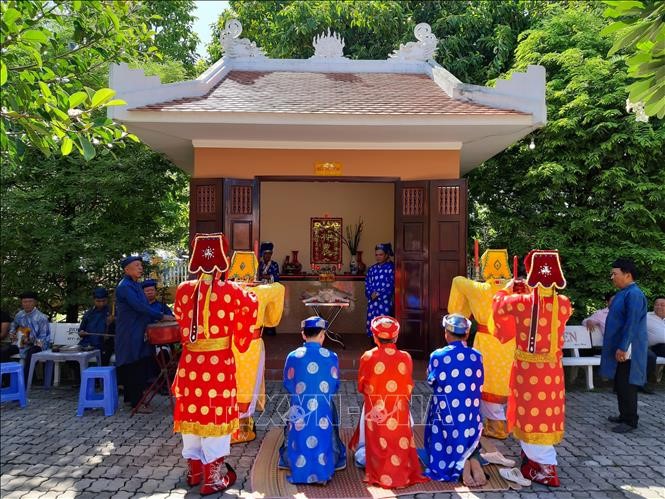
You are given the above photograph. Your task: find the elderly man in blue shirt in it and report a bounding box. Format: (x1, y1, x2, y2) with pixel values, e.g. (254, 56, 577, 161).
(9, 291, 50, 382)
(116, 256, 175, 413)
(600, 258, 648, 433)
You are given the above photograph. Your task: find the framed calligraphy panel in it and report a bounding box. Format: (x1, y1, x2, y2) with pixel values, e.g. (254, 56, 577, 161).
(310, 217, 343, 265)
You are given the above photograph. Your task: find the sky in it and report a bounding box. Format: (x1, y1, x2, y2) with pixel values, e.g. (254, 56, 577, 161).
(193, 1, 230, 58)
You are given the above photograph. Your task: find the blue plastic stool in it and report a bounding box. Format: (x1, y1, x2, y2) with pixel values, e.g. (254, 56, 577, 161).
(1, 362, 27, 408)
(77, 366, 118, 416)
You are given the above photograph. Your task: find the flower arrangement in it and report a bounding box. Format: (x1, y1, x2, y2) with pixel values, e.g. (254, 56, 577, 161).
(343, 217, 364, 255)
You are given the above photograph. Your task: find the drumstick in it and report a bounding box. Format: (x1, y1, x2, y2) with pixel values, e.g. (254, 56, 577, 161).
(80, 332, 115, 338)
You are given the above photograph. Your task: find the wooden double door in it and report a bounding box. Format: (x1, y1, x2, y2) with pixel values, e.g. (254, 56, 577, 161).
(189, 177, 467, 357)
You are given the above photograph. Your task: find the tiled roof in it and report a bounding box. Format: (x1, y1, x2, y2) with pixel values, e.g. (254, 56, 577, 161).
(131, 71, 526, 116)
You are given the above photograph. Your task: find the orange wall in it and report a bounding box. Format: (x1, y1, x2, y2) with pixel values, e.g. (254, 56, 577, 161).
(260, 182, 394, 273)
(194, 148, 460, 180)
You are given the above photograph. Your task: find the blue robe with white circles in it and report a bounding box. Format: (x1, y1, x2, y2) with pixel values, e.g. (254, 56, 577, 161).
(364, 261, 395, 337)
(424, 341, 484, 481)
(280, 342, 346, 484)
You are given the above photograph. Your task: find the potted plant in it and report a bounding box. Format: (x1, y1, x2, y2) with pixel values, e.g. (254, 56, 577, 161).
(343, 218, 364, 275)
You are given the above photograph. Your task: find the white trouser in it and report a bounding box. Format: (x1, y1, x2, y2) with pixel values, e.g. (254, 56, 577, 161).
(182, 434, 231, 464)
(521, 441, 557, 466)
(239, 344, 265, 419)
(480, 401, 506, 421)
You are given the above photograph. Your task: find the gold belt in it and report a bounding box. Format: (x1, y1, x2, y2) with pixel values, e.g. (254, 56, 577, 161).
(186, 337, 230, 352)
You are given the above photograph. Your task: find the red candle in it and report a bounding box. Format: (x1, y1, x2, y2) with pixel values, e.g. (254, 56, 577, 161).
(513, 255, 518, 279)
(474, 239, 479, 267)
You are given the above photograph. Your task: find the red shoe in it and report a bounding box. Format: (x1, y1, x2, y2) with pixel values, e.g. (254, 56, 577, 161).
(521, 459, 560, 487)
(186, 459, 203, 487)
(200, 458, 237, 496)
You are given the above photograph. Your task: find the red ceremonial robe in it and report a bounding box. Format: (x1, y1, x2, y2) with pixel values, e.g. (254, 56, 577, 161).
(349, 343, 427, 489)
(172, 278, 258, 437)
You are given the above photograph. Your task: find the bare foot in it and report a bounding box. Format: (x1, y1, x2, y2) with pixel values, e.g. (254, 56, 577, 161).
(470, 458, 487, 486)
(462, 460, 477, 487)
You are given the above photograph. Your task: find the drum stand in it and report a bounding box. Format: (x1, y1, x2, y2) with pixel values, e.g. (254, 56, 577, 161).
(131, 343, 180, 417)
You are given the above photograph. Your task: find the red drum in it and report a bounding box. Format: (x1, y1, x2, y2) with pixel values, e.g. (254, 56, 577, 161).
(147, 321, 180, 345)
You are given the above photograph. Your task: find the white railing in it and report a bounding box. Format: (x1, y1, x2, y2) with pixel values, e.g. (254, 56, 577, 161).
(160, 260, 189, 287)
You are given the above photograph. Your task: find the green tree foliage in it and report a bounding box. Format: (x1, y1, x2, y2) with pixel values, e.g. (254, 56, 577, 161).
(602, 0, 665, 119)
(1, 146, 189, 320)
(141, 0, 200, 76)
(468, 5, 665, 318)
(0, 0, 156, 160)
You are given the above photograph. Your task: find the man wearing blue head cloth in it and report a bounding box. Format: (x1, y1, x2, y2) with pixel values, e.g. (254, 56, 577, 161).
(364, 243, 395, 340)
(115, 256, 175, 412)
(279, 316, 346, 484)
(78, 287, 115, 365)
(142, 279, 173, 318)
(425, 314, 487, 487)
(259, 242, 280, 336)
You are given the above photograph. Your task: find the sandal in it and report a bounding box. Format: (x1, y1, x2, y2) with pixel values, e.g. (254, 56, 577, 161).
(480, 451, 515, 467)
(499, 467, 531, 487)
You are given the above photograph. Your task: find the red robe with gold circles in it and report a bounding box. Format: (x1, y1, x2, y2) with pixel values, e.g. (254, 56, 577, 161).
(492, 288, 572, 446)
(348, 344, 428, 489)
(172, 278, 258, 437)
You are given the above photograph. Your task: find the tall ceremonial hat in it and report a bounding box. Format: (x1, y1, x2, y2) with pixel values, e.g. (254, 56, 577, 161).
(301, 316, 328, 330)
(442, 313, 472, 336)
(370, 315, 400, 339)
(525, 249, 566, 289)
(188, 233, 230, 274)
(480, 249, 511, 280)
(260, 241, 274, 255)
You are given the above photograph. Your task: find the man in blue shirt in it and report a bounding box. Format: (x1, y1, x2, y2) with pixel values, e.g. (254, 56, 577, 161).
(142, 279, 173, 317)
(600, 258, 648, 433)
(115, 256, 174, 412)
(78, 287, 115, 365)
(9, 291, 50, 382)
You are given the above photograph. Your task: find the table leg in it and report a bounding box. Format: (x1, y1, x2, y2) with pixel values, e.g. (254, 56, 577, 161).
(44, 361, 54, 390)
(27, 357, 37, 396)
(53, 362, 61, 387)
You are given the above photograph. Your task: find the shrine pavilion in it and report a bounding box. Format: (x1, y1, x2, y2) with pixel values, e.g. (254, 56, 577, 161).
(109, 21, 546, 358)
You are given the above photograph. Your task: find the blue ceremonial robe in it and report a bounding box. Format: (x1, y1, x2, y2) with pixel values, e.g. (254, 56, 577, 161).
(364, 261, 395, 337)
(260, 260, 280, 282)
(424, 341, 484, 481)
(601, 282, 648, 386)
(78, 306, 111, 349)
(115, 276, 163, 366)
(148, 300, 172, 320)
(279, 342, 346, 484)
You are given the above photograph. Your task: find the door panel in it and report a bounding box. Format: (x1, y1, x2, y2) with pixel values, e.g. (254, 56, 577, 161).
(224, 179, 259, 253)
(395, 182, 429, 358)
(189, 178, 223, 242)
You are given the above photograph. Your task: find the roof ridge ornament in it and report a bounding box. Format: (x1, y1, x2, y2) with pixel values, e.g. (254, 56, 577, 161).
(311, 28, 348, 60)
(220, 19, 266, 59)
(389, 23, 438, 62)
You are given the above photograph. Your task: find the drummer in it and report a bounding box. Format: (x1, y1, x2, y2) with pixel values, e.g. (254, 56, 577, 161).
(143, 279, 173, 317)
(115, 256, 175, 413)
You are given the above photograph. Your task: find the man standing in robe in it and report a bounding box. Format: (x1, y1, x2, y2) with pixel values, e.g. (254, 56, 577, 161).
(447, 249, 514, 439)
(492, 250, 572, 487)
(259, 242, 280, 336)
(600, 258, 648, 433)
(115, 256, 174, 412)
(172, 233, 259, 495)
(279, 316, 346, 484)
(364, 243, 395, 341)
(349, 315, 427, 489)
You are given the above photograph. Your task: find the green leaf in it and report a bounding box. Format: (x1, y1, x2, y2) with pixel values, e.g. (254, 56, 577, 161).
(91, 88, 116, 107)
(0, 61, 7, 86)
(103, 99, 126, 107)
(78, 136, 96, 161)
(60, 136, 74, 155)
(3, 8, 20, 28)
(72, 0, 82, 10)
(38, 81, 52, 99)
(21, 29, 49, 44)
(68, 91, 88, 108)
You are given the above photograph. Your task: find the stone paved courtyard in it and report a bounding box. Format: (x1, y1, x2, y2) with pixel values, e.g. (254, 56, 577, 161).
(1, 380, 664, 499)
